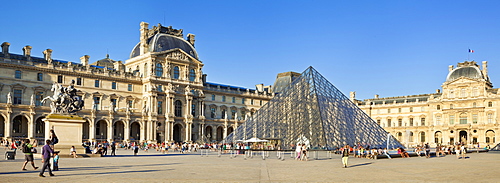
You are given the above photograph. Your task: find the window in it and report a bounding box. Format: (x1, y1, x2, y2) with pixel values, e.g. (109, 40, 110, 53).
(260, 100, 263, 106)
(174, 100, 182, 117)
(421, 107, 425, 112)
(387, 119, 391, 127)
(398, 108, 402, 113)
(128, 84, 133, 91)
(376, 120, 381, 126)
(472, 87, 478, 96)
(93, 97, 100, 110)
(231, 109, 236, 119)
(94, 80, 100, 87)
(398, 119, 402, 126)
(189, 69, 195, 82)
(155, 63, 163, 77)
(241, 111, 246, 120)
(409, 118, 414, 126)
(57, 75, 63, 83)
(76, 77, 82, 85)
(472, 114, 478, 124)
(435, 116, 441, 125)
(488, 102, 493, 107)
(111, 99, 117, 108)
(210, 108, 216, 118)
(473, 102, 476, 108)
(13, 118, 21, 133)
(191, 103, 196, 116)
(221, 109, 226, 119)
(112, 82, 117, 89)
(15, 70, 22, 79)
(158, 101, 163, 114)
(251, 99, 254, 105)
(437, 105, 441, 110)
(37, 73, 43, 81)
(409, 132, 414, 142)
(13, 89, 22, 104)
(242, 98, 245, 104)
(420, 132, 426, 143)
(409, 107, 413, 112)
(35, 92, 43, 106)
(421, 118, 426, 126)
(460, 88, 466, 97)
(128, 100, 133, 108)
(487, 113, 493, 123)
(450, 104, 453, 109)
(157, 85, 163, 92)
(232, 97, 235, 103)
(173, 66, 180, 79)
(222, 96, 226, 102)
(211, 94, 215, 101)
(459, 114, 467, 124)
(449, 89, 454, 98)
(387, 109, 391, 113)
(449, 115, 455, 125)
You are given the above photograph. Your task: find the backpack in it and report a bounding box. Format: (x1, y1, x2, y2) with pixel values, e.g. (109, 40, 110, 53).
(52, 137, 59, 144)
(22, 144, 31, 153)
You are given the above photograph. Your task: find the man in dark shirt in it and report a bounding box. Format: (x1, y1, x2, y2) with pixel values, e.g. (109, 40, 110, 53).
(342, 145, 350, 168)
(39, 139, 55, 177)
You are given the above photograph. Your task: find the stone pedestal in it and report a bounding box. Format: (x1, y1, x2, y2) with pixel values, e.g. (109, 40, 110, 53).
(43, 114, 86, 156)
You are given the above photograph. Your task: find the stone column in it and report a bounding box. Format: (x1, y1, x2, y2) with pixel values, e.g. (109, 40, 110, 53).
(140, 121, 146, 142)
(4, 112, 11, 138)
(124, 120, 130, 142)
(107, 120, 113, 142)
(88, 118, 96, 141)
(28, 114, 35, 139)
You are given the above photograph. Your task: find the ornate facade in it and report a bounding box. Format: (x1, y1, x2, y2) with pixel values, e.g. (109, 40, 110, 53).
(0, 22, 273, 144)
(354, 61, 499, 147)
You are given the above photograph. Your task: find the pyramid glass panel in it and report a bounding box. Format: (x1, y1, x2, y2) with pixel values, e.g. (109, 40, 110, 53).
(225, 66, 403, 150)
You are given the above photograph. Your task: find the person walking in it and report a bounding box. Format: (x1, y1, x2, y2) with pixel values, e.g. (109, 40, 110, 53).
(342, 145, 350, 168)
(39, 139, 55, 177)
(111, 142, 116, 156)
(21, 139, 38, 171)
(424, 143, 431, 158)
(295, 144, 302, 160)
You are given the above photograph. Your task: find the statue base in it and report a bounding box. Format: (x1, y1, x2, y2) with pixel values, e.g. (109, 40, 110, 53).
(43, 114, 86, 156)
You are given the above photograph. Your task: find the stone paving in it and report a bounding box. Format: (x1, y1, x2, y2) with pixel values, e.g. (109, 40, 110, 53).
(0, 148, 499, 182)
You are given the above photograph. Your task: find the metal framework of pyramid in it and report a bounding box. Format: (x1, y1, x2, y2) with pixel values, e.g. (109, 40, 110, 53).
(225, 66, 403, 150)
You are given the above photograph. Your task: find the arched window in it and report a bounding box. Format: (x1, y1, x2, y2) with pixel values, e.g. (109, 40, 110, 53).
(409, 131, 414, 142)
(155, 63, 163, 77)
(173, 66, 180, 79)
(174, 100, 182, 117)
(396, 132, 402, 142)
(189, 69, 196, 82)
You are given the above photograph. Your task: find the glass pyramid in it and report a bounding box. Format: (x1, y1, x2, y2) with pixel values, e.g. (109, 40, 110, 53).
(225, 66, 403, 150)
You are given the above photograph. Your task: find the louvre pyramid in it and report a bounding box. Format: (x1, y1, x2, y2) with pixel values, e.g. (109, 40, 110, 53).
(225, 66, 403, 150)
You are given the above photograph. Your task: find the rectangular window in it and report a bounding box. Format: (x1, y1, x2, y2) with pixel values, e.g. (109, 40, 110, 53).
(398, 119, 403, 127)
(76, 77, 82, 85)
(231, 109, 236, 119)
(158, 101, 163, 114)
(376, 120, 381, 126)
(15, 70, 22, 79)
(449, 115, 455, 125)
(35, 92, 43, 106)
(93, 97, 100, 110)
(242, 98, 245, 104)
(251, 99, 254, 105)
(388, 109, 391, 113)
(241, 111, 246, 120)
(37, 73, 43, 81)
(112, 82, 117, 89)
(95, 80, 100, 87)
(157, 85, 163, 92)
(222, 96, 226, 102)
(387, 119, 391, 127)
(260, 100, 263, 106)
(459, 116, 467, 124)
(211, 95, 215, 101)
(111, 99, 117, 108)
(128, 100, 133, 108)
(409, 107, 413, 112)
(398, 108, 402, 113)
(409, 118, 414, 126)
(435, 116, 441, 125)
(232, 97, 235, 103)
(488, 113, 493, 123)
(472, 114, 478, 124)
(191, 103, 196, 116)
(210, 108, 216, 118)
(13, 89, 22, 104)
(57, 75, 63, 83)
(128, 84, 132, 91)
(421, 118, 426, 126)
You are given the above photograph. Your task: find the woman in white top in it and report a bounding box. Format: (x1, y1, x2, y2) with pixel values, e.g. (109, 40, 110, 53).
(70, 146, 78, 158)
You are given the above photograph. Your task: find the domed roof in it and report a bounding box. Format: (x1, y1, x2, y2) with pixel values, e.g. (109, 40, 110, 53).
(446, 66, 484, 82)
(129, 33, 198, 59)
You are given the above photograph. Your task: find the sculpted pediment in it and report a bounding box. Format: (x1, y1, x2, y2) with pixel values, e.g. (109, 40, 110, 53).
(162, 49, 202, 64)
(444, 77, 484, 85)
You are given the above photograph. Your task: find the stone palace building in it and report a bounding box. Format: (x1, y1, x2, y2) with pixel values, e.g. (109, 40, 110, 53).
(0, 22, 273, 144)
(354, 61, 498, 147)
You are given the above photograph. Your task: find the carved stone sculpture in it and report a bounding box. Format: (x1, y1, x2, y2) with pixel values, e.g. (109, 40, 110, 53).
(41, 80, 85, 114)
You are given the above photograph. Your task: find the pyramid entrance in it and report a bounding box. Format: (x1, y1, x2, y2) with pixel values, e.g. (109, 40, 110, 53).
(225, 66, 403, 150)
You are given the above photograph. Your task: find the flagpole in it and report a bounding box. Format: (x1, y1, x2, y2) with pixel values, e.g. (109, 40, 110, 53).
(468, 48, 470, 61)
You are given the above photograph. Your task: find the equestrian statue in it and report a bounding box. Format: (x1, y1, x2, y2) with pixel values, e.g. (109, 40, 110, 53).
(41, 80, 85, 114)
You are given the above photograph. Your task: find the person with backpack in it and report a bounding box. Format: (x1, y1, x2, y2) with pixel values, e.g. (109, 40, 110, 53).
(49, 130, 58, 149)
(21, 139, 38, 171)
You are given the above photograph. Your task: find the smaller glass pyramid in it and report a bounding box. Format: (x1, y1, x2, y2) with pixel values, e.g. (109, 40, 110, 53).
(225, 66, 403, 150)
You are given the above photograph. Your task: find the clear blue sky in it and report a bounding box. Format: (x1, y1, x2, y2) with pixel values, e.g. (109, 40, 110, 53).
(2, 0, 500, 100)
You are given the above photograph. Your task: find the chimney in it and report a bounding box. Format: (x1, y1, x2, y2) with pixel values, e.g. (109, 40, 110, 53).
(374, 94, 379, 99)
(436, 89, 441, 93)
(482, 61, 488, 79)
(255, 84, 264, 92)
(1, 42, 10, 58)
(43, 49, 53, 64)
(187, 33, 196, 46)
(349, 91, 356, 101)
(80, 55, 90, 66)
(23, 45, 32, 61)
(140, 22, 149, 55)
(448, 65, 454, 72)
(114, 61, 125, 72)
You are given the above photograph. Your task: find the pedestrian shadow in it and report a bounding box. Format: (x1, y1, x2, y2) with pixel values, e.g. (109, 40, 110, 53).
(55, 169, 174, 177)
(348, 162, 373, 168)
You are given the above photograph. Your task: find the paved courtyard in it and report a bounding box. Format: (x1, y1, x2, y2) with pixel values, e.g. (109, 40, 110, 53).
(1, 148, 499, 182)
